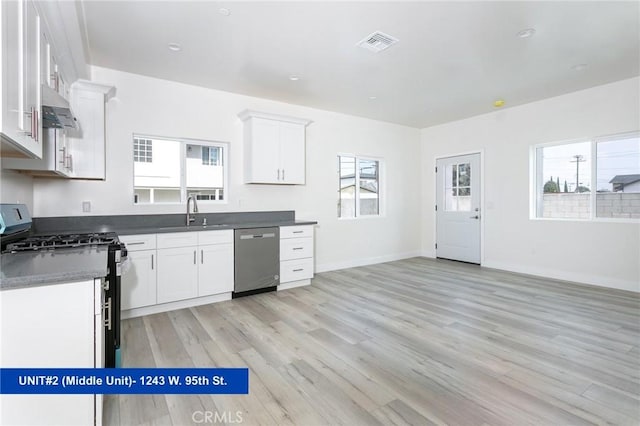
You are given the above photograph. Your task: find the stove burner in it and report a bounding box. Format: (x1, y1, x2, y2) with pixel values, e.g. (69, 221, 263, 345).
(5, 232, 121, 253)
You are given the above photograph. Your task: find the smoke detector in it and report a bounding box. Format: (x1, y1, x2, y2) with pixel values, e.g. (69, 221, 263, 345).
(357, 31, 398, 53)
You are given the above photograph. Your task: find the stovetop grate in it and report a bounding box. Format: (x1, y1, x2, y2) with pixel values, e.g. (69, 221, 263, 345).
(4, 232, 120, 253)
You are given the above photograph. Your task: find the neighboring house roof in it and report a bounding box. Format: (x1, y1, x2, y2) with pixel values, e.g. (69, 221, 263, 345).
(609, 174, 640, 185)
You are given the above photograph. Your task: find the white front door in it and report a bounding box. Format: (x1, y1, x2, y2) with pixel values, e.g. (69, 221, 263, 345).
(436, 153, 481, 264)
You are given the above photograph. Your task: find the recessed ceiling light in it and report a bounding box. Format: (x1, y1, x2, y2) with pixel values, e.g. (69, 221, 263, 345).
(219, 8, 231, 16)
(516, 28, 536, 38)
(571, 63, 588, 72)
(368, 96, 377, 100)
(493, 99, 505, 108)
(289, 75, 300, 81)
(167, 43, 182, 52)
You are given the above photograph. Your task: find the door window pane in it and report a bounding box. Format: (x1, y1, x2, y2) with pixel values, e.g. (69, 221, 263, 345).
(445, 162, 471, 211)
(596, 134, 640, 219)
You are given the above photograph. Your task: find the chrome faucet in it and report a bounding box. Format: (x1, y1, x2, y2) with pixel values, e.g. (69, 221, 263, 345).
(186, 196, 199, 226)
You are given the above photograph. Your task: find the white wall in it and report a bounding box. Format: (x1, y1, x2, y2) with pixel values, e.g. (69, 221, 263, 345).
(0, 169, 34, 212)
(421, 77, 640, 292)
(33, 66, 422, 271)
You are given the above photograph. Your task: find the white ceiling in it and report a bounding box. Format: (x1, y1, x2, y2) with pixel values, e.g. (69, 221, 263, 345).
(77, 1, 640, 128)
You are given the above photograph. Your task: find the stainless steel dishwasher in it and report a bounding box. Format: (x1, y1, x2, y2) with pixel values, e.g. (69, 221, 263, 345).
(233, 227, 280, 297)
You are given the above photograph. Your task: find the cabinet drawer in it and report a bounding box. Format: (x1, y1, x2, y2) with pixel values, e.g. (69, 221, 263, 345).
(198, 229, 233, 246)
(280, 258, 314, 283)
(280, 225, 313, 239)
(280, 237, 313, 261)
(119, 234, 157, 251)
(157, 232, 198, 249)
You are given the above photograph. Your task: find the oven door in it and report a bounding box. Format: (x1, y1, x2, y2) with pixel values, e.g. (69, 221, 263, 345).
(104, 244, 125, 368)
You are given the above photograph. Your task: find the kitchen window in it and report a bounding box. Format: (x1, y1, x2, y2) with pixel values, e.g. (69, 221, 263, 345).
(338, 155, 382, 218)
(531, 131, 640, 221)
(133, 135, 228, 204)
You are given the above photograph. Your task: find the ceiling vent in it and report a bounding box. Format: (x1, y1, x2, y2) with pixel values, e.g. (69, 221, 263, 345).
(357, 31, 398, 53)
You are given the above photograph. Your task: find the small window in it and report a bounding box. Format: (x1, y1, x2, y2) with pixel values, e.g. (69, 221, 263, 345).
(133, 135, 228, 204)
(134, 138, 153, 163)
(338, 155, 381, 218)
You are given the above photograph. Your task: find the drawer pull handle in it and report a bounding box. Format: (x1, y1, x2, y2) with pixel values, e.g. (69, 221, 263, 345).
(293, 231, 303, 234)
(293, 268, 304, 272)
(293, 247, 304, 250)
(127, 242, 145, 245)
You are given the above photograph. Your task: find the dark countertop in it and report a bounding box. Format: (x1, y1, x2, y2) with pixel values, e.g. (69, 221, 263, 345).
(112, 220, 317, 236)
(0, 247, 109, 290)
(0, 213, 317, 290)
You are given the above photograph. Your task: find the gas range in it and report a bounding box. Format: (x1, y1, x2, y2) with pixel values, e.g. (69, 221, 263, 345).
(4, 232, 121, 253)
(0, 204, 126, 368)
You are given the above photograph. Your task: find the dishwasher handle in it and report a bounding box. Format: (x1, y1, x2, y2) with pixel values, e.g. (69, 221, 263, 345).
(239, 232, 276, 240)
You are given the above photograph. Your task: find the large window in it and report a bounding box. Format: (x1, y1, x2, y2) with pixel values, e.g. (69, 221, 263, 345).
(532, 131, 639, 220)
(338, 155, 381, 218)
(133, 135, 228, 204)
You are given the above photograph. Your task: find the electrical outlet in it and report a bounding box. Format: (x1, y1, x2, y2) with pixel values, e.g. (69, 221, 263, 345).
(82, 201, 91, 213)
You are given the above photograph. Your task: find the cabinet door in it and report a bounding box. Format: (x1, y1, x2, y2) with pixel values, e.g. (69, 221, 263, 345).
(198, 243, 234, 296)
(0, 280, 95, 425)
(279, 121, 305, 184)
(122, 250, 157, 310)
(1, 0, 41, 158)
(21, 0, 41, 153)
(157, 246, 198, 303)
(249, 117, 281, 183)
(67, 89, 105, 179)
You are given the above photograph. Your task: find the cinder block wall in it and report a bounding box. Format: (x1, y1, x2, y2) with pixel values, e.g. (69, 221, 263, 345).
(543, 193, 640, 219)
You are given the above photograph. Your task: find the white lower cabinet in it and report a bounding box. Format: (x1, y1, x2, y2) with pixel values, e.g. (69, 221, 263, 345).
(122, 249, 157, 309)
(198, 242, 234, 296)
(279, 225, 314, 287)
(0, 279, 103, 425)
(120, 234, 157, 310)
(122, 230, 233, 312)
(157, 246, 199, 304)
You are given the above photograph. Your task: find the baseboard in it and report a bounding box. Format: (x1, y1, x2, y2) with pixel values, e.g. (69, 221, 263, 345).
(122, 292, 232, 319)
(278, 279, 311, 291)
(316, 251, 422, 273)
(421, 250, 436, 258)
(482, 260, 639, 293)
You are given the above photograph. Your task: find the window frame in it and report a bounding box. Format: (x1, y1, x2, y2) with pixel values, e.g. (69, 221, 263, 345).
(337, 153, 384, 220)
(530, 130, 640, 223)
(132, 134, 229, 206)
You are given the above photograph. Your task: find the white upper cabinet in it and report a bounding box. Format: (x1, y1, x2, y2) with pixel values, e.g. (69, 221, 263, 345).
(238, 110, 312, 184)
(66, 80, 115, 180)
(1, 0, 88, 160)
(0, 0, 42, 158)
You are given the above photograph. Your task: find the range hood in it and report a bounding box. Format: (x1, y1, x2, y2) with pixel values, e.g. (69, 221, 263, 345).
(41, 84, 78, 130)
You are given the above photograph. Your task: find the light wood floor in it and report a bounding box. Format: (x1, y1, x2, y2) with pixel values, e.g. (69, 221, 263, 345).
(105, 257, 640, 425)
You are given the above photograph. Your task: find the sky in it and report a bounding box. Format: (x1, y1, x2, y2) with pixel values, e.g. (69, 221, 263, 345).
(541, 134, 640, 192)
